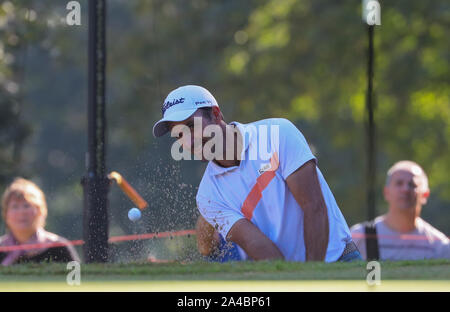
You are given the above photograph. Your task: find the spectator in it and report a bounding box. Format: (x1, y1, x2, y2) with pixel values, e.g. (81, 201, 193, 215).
(351, 161, 450, 260)
(0, 177, 80, 265)
(196, 215, 244, 262)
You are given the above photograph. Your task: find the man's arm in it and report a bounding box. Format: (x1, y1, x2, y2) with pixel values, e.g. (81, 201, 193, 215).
(226, 218, 284, 260)
(286, 159, 329, 261)
(196, 215, 220, 256)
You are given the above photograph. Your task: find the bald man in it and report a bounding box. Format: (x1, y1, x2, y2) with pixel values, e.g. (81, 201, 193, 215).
(351, 161, 450, 260)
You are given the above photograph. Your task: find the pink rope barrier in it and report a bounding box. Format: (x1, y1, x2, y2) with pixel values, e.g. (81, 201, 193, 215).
(0, 240, 84, 252)
(0, 230, 447, 253)
(350, 233, 437, 241)
(0, 229, 196, 252)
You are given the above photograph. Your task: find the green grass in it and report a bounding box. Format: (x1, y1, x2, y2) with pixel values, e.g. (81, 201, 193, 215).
(1, 259, 449, 280)
(1, 260, 449, 291)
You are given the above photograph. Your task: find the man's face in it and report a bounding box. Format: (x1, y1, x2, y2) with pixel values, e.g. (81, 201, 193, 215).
(384, 169, 428, 214)
(169, 109, 217, 161)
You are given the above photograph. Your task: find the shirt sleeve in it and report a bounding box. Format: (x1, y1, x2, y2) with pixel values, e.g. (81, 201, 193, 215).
(197, 194, 245, 241)
(433, 236, 450, 259)
(276, 119, 316, 180)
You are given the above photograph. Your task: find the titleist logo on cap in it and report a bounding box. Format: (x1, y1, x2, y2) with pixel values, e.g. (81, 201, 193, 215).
(162, 97, 185, 115)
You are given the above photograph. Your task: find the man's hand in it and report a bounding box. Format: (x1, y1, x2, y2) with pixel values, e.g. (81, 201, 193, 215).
(286, 159, 329, 261)
(226, 218, 284, 261)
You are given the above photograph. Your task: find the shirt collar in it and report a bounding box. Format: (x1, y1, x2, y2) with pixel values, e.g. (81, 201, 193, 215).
(207, 121, 253, 176)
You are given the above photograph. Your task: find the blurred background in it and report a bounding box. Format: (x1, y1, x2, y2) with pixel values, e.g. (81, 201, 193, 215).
(0, 0, 448, 262)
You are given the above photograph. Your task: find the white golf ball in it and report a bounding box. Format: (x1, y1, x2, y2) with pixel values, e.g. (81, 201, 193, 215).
(128, 208, 141, 221)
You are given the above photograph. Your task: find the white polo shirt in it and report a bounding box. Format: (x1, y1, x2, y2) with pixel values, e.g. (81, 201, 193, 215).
(196, 118, 352, 262)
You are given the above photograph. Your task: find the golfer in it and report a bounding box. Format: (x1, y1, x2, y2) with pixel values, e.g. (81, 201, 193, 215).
(153, 85, 360, 262)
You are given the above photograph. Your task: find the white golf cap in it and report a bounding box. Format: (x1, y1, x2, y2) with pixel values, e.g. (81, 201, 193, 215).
(152, 85, 219, 137)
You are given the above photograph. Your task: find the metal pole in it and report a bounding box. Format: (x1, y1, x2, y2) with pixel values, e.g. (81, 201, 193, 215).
(366, 25, 376, 221)
(83, 0, 109, 263)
